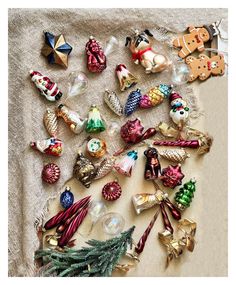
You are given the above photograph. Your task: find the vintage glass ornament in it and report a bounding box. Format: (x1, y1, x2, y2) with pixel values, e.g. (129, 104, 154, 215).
(104, 89, 123, 116)
(41, 31, 72, 68)
(169, 92, 189, 129)
(104, 36, 119, 56)
(175, 178, 196, 210)
(42, 163, 60, 184)
(30, 137, 63, 157)
(86, 137, 107, 158)
(67, 71, 88, 98)
(107, 121, 120, 138)
(159, 148, 190, 163)
(160, 164, 185, 189)
(85, 36, 106, 73)
(102, 180, 122, 201)
(56, 104, 87, 134)
(125, 29, 170, 73)
(102, 212, 125, 236)
(120, 118, 144, 143)
(94, 156, 116, 180)
(171, 62, 190, 85)
(30, 70, 63, 101)
(60, 186, 74, 209)
(139, 84, 173, 109)
(116, 64, 138, 91)
(73, 151, 97, 188)
(144, 147, 161, 180)
(114, 150, 138, 177)
(124, 88, 142, 116)
(86, 105, 106, 133)
(43, 108, 58, 137)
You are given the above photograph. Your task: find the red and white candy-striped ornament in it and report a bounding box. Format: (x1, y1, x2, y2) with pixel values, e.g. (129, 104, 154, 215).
(102, 181, 122, 201)
(42, 163, 60, 184)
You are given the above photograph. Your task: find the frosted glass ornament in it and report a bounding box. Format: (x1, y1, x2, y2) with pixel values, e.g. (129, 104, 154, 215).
(171, 62, 190, 85)
(102, 212, 125, 236)
(104, 36, 119, 56)
(67, 71, 88, 98)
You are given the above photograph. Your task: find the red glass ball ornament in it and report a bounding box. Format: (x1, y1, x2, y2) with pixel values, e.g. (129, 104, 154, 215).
(120, 118, 144, 143)
(42, 163, 60, 184)
(102, 181, 122, 201)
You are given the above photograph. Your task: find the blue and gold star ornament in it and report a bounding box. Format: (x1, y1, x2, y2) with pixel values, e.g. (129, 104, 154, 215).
(42, 31, 73, 68)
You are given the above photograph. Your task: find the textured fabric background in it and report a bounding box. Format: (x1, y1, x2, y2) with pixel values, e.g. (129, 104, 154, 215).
(8, 8, 227, 277)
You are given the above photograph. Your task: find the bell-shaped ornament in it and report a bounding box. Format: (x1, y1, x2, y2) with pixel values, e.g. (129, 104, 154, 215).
(114, 150, 138, 177)
(116, 64, 138, 91)
(86, 105, 106, 133)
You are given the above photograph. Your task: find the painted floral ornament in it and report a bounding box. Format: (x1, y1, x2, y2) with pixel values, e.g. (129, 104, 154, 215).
(102, 180, 122, 201)
(60, 186, 74, 209)
(43, 108, 58, 137)
(120, 118, 144, 143)
(139, 84, 173, 109)
(175, 178, 196, 210)
(86, 137, 107, 158)
(30, 137, 63, 156)
(114, 150, 138, 177)
(104, 89, 123, 116)
(116, 64, 138, 91)
(125, 29, 170, 73)
(85, 36, 106, 73)
(41, 31, 72, 68)
(169, 92, 189, 129)
(144, 147, 161, 180)
(124, 88, 142, 116)
(30, 70, 63, 102)
(160, 164, 185, 189)
(73, 151, 97, 188)
(42, 163, 60, 184)
(56, 104, 87, 134)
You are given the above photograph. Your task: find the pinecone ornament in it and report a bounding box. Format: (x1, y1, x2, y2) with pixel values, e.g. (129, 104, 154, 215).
(43, 108, 58, 137)
(159, 148, 190, 163)
(104, 89, 123, 116)
(124, 89, 142, 116)
(94, 157, 116, 180)
(175, 178, 196, 210)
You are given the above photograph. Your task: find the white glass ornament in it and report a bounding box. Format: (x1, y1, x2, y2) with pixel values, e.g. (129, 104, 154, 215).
(102, 212, 125, 236)
(67, 71, 88, 98)
(171, 62, 190, 85)
(104, 36, 119, 56)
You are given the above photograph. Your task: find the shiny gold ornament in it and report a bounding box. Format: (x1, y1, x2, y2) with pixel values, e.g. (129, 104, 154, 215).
(86, 138, 107, 158)
(94, 156, 116, 180)
(73, 151, 97, 188)
(157, 122, 179, 138)
(43, 108, 58, 137)
(45, 234, 59, 247)
(159, 148, 190, 163)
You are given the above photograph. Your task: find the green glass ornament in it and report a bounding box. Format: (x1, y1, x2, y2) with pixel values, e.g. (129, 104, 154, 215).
(174, 178, 196, 210)
(86, 105, 106, 133)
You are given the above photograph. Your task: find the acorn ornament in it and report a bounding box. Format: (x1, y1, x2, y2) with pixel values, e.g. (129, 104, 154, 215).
(56, 104, 87, 134)
(102, 180, 122, 201)
(124, 88, 142, 116)
(30, 70, 63, 102)
(42, 163, 60, 184)
(116, 64, 138, 91)
(60, 186, 74, 209)
(114, 150, 138, 177)
(160, 164, 185, 189)
(104, 89, 123, 116)
(43, 108, 58, 137)
(30, 137, 63, 157)
(175, 178, 196, 210)
(86, 105, 106, 133)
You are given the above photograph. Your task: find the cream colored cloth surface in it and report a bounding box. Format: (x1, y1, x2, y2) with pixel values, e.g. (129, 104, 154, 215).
(8, 8, 227, 277)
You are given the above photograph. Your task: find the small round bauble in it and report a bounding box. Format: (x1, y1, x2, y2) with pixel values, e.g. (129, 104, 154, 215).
(60, 186, 74, 209)
(41, 163, 60, 184)
(86, 137, 107, 158)
(102, 181, 122, 201)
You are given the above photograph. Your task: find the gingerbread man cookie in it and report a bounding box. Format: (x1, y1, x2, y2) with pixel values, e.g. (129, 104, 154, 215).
(173, 25, 217, 58)
(185, 54, 225, 82)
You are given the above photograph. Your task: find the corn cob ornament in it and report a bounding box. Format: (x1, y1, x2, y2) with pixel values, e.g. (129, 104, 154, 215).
(175, 178, 196, 210)
(43, 108, 58, 137)
(124, 88, 142, 116)
(104, 89, 123, 116)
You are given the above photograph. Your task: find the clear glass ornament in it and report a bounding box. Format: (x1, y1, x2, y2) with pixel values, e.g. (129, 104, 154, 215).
(67, 71, 88, 98)
(107, 121, 120, 137)
(104, 36, 119, 56)
(171, 62, 190, 85)
(102, 212, 125, 236)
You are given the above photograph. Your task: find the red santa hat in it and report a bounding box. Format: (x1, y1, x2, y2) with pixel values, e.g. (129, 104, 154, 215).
(169, 92, 182, 102)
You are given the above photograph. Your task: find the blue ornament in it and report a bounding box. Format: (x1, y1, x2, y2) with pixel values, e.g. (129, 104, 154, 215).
(60, 187, 74, 209)
(42, 32, 73, 68)
(159, 84, 173, 98)
(124, 89, 142, 116)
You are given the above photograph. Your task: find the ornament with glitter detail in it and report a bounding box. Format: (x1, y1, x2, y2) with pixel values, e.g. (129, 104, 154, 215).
(114, 150, 138, 177)
(30, 70, 63, 102)
(30, 137, 63, 157)
(160, 164, 185, 189)
(43, 108, 58, 137)
(94, 157, 116, 180)
(124, 88, 142, 116)
(175, 178, 196, 210)
(120, 118, 144, 144)
(86, 105, 106, 133)
(104, 89, 123, 116)
(60, 187, 74, 209)
(41, 31, 72, 68)
(86, 137, 107, 158)
(159, 148, 190, 163)
(116, 64, 138, 91)
(102, 180, 122, 201)
(41, 163, 60, 184)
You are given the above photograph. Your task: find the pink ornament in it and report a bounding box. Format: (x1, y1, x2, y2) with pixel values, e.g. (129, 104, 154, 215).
(120, 118, 144, 143)
(42, 163, 60, 184)
(114, 150, 138, 177)
(160, 164, 184, 189)
(102, 181, 122, 201)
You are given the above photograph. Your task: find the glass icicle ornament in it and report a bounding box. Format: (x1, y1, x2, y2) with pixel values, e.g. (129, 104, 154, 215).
(86, 105, 106, 133)
(116, 64, 138, 91)
(43, 108, 58, 137)
(104, 89, 123, 116)
(175, 178, 196, 210)
(67, 71, 88, 98)
(114, 150, 138, 177)
(104, 36, 119, 56)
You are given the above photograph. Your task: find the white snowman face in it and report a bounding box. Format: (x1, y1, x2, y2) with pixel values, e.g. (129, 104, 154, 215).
(170, 107, 189, 126)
